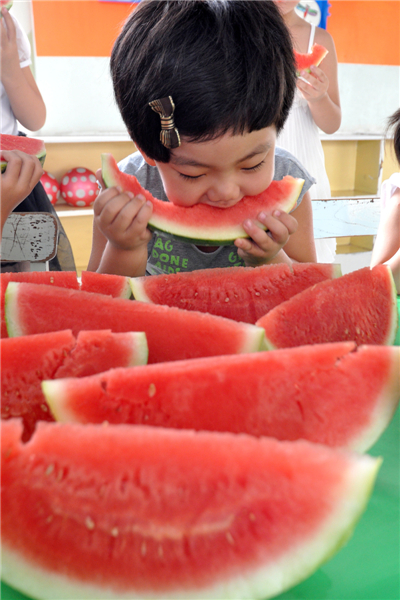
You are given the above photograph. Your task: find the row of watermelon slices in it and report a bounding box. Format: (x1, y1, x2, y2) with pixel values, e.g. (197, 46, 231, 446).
(1, 264, 399, 600)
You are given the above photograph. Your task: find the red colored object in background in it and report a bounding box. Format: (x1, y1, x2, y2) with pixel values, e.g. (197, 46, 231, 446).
(60, 167, 99, 207)
(40, 171, 60, 205)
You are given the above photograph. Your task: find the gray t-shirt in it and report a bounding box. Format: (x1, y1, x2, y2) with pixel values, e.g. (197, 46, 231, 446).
(119, 148, 315, 275)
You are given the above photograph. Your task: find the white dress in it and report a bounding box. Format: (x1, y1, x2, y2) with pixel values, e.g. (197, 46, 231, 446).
(0, 14, 32, 134)
(277, 24, 337, 263)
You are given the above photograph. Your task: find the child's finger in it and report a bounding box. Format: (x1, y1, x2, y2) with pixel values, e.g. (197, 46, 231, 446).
(108, 194, 147, 232)
(1, 7, 16, 42)
(95, 168, 106, 191)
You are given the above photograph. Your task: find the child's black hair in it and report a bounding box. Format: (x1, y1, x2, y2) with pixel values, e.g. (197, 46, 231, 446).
(387, 108, 400, 164)
(110, 0, 297, 162)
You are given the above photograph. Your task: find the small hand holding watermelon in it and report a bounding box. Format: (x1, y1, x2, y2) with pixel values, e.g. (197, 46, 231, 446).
(0, 1, 13, 14)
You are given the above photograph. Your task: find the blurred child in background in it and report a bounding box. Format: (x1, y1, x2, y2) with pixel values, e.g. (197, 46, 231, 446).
(370, 109, 400, 293)
(274, 0, 341, 263)
(0, 5, 75, 271)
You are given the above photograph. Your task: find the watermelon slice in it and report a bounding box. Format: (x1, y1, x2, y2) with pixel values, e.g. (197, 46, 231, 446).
(101, 153, 304, 245)
(257, 265, 398, 349)
(1, 271, 79, 338)
(0, 133, 46, 173)
(0, 1, 13, 12)
(4, 282, 265, 362)
(1, 329, 148, 441)
(44, 342, 400, 453)
(130, 263, 342, 324)
(294, 44, 328, 73)
(1, 418, 381, 600)
(80, 270, 132, 298)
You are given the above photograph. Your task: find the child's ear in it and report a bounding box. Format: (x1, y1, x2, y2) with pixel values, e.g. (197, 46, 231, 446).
(136, 147, 156, 167)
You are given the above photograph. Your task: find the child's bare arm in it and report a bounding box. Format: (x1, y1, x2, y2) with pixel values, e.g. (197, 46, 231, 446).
(297, 29, 341, 135)
(0, 8, 46, 131)
(0, 150, 43, 238)
(371, 188, 400, 292)
(88, 186, 153, 277)
(235, 191, 317, 266)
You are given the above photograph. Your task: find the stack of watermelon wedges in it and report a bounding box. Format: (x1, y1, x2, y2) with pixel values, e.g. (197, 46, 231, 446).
(1, 257, 399, 600)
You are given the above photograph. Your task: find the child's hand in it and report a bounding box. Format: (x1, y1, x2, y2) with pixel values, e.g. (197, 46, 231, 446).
(297, 65, 329, 103)
(1, 150, 43, 232)
(234, 210, 298, 267)
(93, 185, 153, 252)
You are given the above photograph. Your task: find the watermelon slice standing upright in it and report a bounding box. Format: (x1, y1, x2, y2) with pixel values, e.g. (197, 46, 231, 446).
(1, 271, 79, 338)
(130, 263, 341, 323)
(1, 418, 381, 600)
(4, 282, 265, 362)
(1, 329, 148, 440)
(257, 265, 398, 348)
(101, 153, 304, 245)
(0, 134, 46, 172)
(44, 341, 400, 453)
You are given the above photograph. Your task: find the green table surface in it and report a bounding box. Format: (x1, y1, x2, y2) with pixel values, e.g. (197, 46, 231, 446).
(2, 300, 400, 600)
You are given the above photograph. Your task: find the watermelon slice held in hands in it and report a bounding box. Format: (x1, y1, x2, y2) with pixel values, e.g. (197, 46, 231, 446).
(1, 329, 148, 441)
(0, 1, 13, 12)
(294, 43, 328, 74)
(101, 153, 304, 245)
(1, 418, 381, 600)
(0, 134, 46, 173)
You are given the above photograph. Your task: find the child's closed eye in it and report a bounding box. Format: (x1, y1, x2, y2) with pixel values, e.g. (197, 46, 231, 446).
(242, 159, 266, 172)
(178, 172, 204, 181)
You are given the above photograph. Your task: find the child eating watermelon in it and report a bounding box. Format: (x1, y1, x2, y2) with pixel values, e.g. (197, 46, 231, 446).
(89, 0, 317, 277)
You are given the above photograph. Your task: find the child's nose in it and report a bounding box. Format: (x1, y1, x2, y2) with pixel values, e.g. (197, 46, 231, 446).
(207, 180, 241, 205)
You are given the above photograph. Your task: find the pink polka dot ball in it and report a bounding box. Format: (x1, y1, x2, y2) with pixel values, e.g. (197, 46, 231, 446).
(40, 171, 60, 205)
(60, 167, 99, 207)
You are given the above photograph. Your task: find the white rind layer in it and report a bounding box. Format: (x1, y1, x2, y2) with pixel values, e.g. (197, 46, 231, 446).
(1, 454, 381, 600)
(129, 278, 152, 303)
(127, 331, 149, 366)
(4, 282, 23, 337)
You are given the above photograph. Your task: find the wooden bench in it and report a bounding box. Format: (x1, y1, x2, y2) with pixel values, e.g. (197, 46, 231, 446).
(0, 213, 59, 271)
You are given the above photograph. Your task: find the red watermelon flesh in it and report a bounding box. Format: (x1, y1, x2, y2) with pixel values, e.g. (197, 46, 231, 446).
(130, 263, 342, 324)
(101, 153, 304, 245)
(45, 342, 400, 453)
(0, 133, 46, 172)
(1, 271, 79, 338)
(4, 282, 265, 362)
(80, 270, 132, 298)
(257, 266, 398, 349)
(294, 44, 328, 73)
(1, 329, 148, 441)
(1, 418, 380, 599)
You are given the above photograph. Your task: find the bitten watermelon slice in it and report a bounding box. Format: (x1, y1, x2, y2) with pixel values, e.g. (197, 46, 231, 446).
(0, 133, 46, 172)
(294, 44, 328, 73)
(257, 265, 398, 349)
(130, 263, 341, 324)
(4, 282, 265, 363)
(1, 418, 380, 600)
(80, 271, 132, 298)
(1, 271, 79, 338)
(44, 342, 400, 453)
(1, 329, 148, 441)
(101, 153, 304, 245)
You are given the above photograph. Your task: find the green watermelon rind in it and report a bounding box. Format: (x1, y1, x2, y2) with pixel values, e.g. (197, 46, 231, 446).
(0, 134, 46, 173)
(101, 153, 304, 246)
(4, 282, 23, 338)
(1, 425, 381, 600)
(0, 1, 13, 13)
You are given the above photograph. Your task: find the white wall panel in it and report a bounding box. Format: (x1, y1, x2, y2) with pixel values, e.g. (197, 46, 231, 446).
(34, 57, 399, 138)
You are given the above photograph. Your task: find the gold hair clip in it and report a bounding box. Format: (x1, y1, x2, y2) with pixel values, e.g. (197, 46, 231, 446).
(149, 96, 181, 149)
